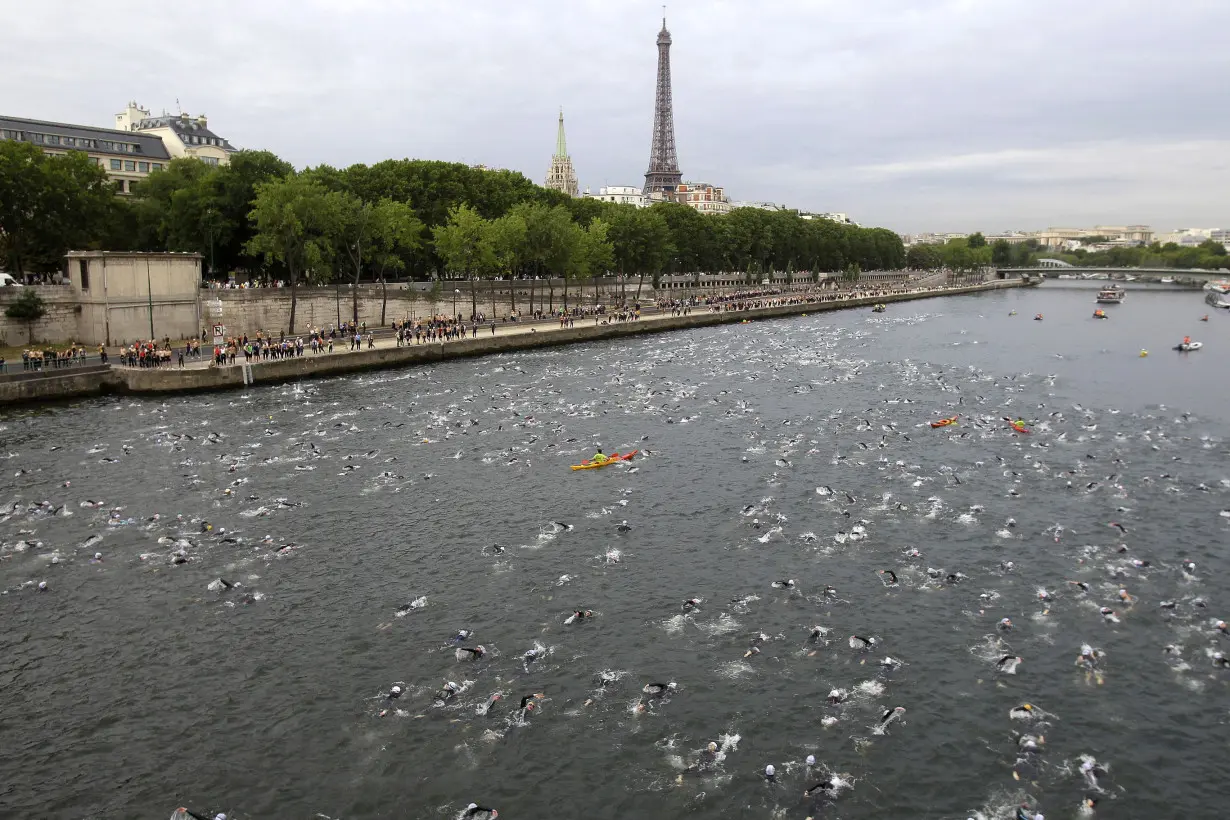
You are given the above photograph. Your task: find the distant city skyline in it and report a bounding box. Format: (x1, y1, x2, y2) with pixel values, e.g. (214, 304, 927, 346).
(3, 0, 1228, 232)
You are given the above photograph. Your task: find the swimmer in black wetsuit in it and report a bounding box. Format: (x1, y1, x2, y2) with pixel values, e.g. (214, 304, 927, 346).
(462, 803, 498, 819)
(520, 693, 545, 711)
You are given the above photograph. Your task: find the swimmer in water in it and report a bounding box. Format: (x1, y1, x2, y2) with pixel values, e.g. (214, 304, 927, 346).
(904, 547, 922, 559)
(1015, 805, 1043, 820)
(1009, 703, 1036, 719)
(1069, 581, 1090, 593)
(1216, 620, 1228, 635)
(564, 609, 594, 624)
(878, 706, 905, 730)
(1212, 652, 1230, 668)
(764, 764, 777, 782)
(519, 693, 545, 711)
(808, 625, 828, 643)
(456, 645, 486, 661)
(1099, 606, 1118, 622)
(823, 585, 839, 597)
(849, 634, 876, 650)
(435, 681, 461, 703)
(1182, 560, 1196, 574)
(827, 688, 848, 705)
(682, 597, 701, 612)
(997, 655, 1023, 672)
(804, 779, 837, 797)
(772, 579, 796, 589)
(1118, 588, 1134, 604)
(462, 803, 498, 819)
(999, 618, 1013, 631)
(879, 569, 898, 586)
(386, 685, 403, 700)
(449, 629, 474, 644)
(643, 682, 677, 697)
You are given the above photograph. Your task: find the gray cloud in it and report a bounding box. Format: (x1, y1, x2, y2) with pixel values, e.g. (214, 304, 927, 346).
(3, 0, 1227, 231)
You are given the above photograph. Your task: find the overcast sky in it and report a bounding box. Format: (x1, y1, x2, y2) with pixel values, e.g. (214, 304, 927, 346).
(5, 0, 1229, 232)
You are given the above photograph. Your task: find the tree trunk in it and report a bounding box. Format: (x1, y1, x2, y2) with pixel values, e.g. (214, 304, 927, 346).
(634, 272, 645, 302)
(509, 273, 517, 316)
(380, 275, 388, 326)
(548, 279, 555, 313)
(469, 277, 478, 321)
(287, 267, 298, 334)
(562, 276, 569, 312)
(490, 277, 497, 318)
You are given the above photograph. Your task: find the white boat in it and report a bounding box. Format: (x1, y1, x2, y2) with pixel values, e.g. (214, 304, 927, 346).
(1175, 341, 1203, 351)
(1096, 286, 1125, 304)
(1160, 277, 1176, 284)
(1057, 274, 1077, 280)
(1206, 290, 1230, 309)
(1203, 279, 1230, 294)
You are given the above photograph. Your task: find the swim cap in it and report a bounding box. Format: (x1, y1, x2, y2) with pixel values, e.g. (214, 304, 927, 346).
(764, 764, 775, 777)
(806, 754, 816, 766)
(709, 742, 718, 753)
(94, 552, 102, 560)
(37, 581, 47, 591)
(391, 685, 402, 695)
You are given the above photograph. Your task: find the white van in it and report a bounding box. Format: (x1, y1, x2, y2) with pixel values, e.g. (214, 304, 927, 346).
(0, 273, 23, 287)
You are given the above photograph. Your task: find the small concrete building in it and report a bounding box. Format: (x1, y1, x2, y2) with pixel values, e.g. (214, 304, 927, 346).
(66, 251, 203, 345)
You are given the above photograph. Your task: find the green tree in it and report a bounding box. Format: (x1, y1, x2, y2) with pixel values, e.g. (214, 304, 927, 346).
(486, 212, 528, 316)
(580, 217, 614, 307)
(432, 203, 492, 319)
(245, 175, 335, 334)
(1198, 238, 1227, 257)
(4, 288, 47, 344)
(907, 243, 942, 270)
(967, 232, 987, 248)
(369, 199, 424, 325)
(990, 239, 1013, 266)
(0, 142, 116, 275)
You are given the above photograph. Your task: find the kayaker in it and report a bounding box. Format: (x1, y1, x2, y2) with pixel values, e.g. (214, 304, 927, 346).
(592, 446, 607, 464)
(1183, 335, 1191, 346)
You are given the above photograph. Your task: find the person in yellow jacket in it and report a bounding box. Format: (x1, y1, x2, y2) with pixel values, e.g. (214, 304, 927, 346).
(591, 447, 608, 465)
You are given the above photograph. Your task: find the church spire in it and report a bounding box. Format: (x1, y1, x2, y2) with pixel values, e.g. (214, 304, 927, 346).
(555, 108, 568, 158)
(545, 108, 579, 197)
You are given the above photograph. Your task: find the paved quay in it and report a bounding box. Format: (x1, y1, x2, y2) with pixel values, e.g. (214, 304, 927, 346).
(0, 279, 1027, 405)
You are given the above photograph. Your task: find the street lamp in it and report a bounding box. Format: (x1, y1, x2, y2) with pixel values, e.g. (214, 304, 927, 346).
(453, 288, 460, 321)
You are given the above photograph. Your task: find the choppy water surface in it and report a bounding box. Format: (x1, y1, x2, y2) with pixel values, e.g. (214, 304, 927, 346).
(3, 283, 1228, 820)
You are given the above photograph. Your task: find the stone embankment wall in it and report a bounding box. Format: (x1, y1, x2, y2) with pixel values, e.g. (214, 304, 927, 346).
(0, 287, 82, 346)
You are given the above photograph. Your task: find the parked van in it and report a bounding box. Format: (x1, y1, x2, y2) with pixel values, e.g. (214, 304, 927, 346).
(0, 273, 23, 287)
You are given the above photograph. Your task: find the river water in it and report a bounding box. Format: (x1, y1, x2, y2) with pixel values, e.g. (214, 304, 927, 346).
(2, 282, 1227, 820)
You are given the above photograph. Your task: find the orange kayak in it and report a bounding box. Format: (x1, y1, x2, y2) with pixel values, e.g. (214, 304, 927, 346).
(930, 416, 959, 429)
(571, 450, 638, 471)
(1010, 422, 1031, 434)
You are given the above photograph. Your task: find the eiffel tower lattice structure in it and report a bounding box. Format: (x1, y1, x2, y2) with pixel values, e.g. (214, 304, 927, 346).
(644, 14, 682, 197)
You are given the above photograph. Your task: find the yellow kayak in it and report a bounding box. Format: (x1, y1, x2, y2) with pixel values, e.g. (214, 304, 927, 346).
(571, 451, 637, 471)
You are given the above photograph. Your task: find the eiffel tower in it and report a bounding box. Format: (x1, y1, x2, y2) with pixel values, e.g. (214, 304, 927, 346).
(644, 13, 682, 196)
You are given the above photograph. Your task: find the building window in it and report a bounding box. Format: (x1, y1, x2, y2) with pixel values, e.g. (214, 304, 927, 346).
(32, 133, 44, 143)
(115, 179, 126, 193)
(152, 163, 163, 171)
(46, 135, 60, 145)
(203, 156, 219, 166)
(110, 159, 122, 170)
(80, 261, 90, 291)
(124, 160, 135, 171)
(138, 161, 149, 172)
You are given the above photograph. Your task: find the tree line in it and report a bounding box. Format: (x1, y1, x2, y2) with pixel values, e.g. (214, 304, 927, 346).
(0, 141, 908, 332)
(906, 231, 1230, 272)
